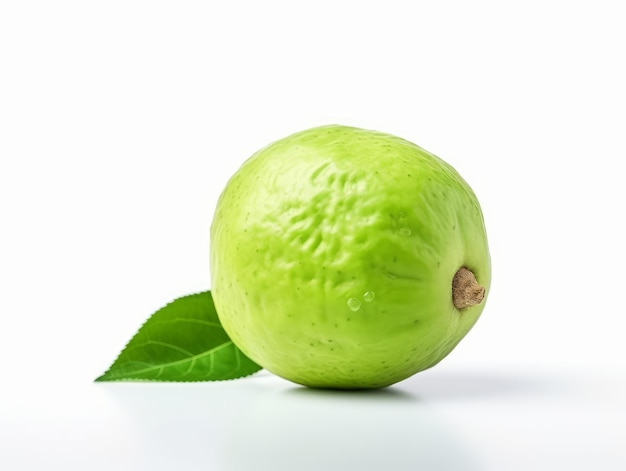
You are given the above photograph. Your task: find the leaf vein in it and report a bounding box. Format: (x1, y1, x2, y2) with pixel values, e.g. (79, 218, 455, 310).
(109, 341, 235, 378)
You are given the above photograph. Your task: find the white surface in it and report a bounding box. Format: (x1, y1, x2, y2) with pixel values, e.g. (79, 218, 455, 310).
(1, 1, 625, 470)
(2, 368, 625, 470)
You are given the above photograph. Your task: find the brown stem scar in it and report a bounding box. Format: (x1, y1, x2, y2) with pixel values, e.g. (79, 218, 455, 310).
(452, 267, 485, 310)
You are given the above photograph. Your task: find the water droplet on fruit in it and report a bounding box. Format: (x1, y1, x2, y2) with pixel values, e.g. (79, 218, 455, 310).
(399, 227, 412, 237)
(363, 291, 375, 302)
(347, 298, 361, 311)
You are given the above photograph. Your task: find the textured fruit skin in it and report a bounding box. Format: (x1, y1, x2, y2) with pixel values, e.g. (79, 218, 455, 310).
(210, 125, 491, 389)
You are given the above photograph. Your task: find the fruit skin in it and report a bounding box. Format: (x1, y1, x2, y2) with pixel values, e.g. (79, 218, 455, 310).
(210, 125, 490, 389)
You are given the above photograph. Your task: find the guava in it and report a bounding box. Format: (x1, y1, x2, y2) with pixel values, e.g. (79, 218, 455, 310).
(210, 125, 490, 389)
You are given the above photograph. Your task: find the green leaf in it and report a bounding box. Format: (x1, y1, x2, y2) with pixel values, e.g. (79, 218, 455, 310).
(96, 291, 262, 382)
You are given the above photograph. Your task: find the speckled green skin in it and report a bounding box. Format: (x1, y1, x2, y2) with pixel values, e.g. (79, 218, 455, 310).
(210, 125, 490, 389)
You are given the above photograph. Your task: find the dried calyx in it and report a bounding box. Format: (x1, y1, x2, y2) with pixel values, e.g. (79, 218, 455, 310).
(452, 267, 485, 309)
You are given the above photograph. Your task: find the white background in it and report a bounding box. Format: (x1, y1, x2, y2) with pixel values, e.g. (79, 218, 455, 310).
(1, 1, 625, 470)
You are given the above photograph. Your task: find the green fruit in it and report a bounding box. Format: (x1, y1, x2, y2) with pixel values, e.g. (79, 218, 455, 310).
(210, 125, 490, 389)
